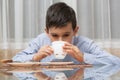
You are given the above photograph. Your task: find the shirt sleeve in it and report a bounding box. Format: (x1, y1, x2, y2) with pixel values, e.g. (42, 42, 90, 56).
(83, 40, 120, 65)
(12, 49, 35, 62)
(12, 36, 41, 62)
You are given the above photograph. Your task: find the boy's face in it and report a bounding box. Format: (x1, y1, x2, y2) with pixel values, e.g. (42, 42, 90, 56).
(45, 23, 79, 43)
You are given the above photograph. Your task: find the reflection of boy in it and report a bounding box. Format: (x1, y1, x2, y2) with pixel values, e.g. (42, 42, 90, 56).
(12, 2, 120, 65)
(13, 69, 81, 80)
(13, 65, 120, 80)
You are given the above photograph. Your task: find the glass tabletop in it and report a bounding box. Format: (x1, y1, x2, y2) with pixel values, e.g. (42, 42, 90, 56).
(0, 63, 120, 80)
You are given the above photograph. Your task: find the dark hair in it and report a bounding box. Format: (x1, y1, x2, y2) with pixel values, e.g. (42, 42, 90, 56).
(46, 2, 77, 30)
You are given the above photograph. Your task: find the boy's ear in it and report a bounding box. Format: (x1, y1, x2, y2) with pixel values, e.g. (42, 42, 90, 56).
(45, 28, 49, 34)
(73, 26, 79, 36)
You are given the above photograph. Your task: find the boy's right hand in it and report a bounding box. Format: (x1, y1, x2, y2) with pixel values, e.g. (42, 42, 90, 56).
(33, 45, 53, 61)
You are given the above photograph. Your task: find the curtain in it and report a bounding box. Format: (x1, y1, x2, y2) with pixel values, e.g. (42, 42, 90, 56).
(0, 0, 120, 49)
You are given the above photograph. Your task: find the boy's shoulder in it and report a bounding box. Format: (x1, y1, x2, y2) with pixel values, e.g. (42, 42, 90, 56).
(75, 36, 96, 52)
(37, 33, 48, 37)
(30, 33, 50, 43)
(76, 36, 93, 42)
(29, 33, 51, 46)
(36, 33, 50, 40)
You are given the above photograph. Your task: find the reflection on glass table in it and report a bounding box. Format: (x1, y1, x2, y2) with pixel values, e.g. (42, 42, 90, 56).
(9, 64, 120, 80)
(84, 65, 120, 80)
(13, 68, 84, 80)
(0, 65, 120, 80)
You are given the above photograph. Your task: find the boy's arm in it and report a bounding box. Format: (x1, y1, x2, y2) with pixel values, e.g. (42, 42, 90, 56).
(32, 45, 53, 62)
(12, 33, 53, 62)
(12, 47, 38, 62)
(63, 43, 84, 63)
(84, 41, 120, 65)
(12, 36, 41, 62)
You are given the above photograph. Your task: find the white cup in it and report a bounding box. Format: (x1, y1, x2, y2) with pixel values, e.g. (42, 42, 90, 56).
(52, 41, 67, 59)
(54, 72, 68, 80)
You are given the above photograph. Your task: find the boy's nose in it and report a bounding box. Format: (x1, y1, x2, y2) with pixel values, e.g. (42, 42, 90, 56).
(58, 37, 63, 41)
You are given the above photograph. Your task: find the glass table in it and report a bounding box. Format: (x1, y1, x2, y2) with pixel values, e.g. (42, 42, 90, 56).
(0, 62, 120, 80)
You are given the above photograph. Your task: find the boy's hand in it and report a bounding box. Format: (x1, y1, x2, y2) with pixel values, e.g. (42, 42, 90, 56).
(63, 43, 84, 62)
(33, 45, 53, 61)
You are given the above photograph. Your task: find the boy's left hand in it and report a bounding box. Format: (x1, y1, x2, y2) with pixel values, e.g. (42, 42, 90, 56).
(63, 42, 84, 62)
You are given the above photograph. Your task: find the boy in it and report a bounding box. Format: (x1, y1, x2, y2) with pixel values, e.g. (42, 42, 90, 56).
(12, 2, 120, 65)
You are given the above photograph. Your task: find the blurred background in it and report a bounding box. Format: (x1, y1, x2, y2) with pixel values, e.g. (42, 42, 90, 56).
(0, 0, 120, 59)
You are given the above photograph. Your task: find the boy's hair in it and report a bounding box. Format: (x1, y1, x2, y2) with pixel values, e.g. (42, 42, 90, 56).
(46, 2, 77, 30)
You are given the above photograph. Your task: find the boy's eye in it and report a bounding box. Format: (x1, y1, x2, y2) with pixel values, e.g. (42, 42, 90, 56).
(52, 35, 58, 37)
(63, 34, 69, 37)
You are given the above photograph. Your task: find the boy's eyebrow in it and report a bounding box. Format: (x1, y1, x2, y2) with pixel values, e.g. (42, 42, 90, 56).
(64, 32, 71, 34)
(50, 33, 57, 35)
(50, 32, 71, 34)
(50, 33, 57, 34)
